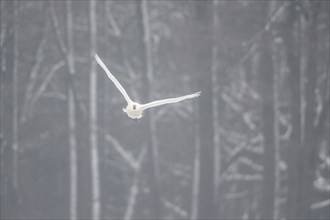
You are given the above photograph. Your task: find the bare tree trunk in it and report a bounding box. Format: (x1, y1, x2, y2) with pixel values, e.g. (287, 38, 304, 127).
(266, 2, 282, 218)
(0, 1, 19, 219)
(270, 28, 281, 220)
(12, 0, 19, 194)
(124, 172, 139, 220)
(12, 0, 19, 217)
(190, 120, 200, 220)
(310, 4, 330, 219)
(66, 1, 77, 219)
(140, 0, 161, 218)
(212, 0, 221, 207)
(299, 3, 320, 218)
(259, 4, 276, 215)
(193, 2, 216, 219)
(283, 3, 301, 218)
(89, 0, 101, 219)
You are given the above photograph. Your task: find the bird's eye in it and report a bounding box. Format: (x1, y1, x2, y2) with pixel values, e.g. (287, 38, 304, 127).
(133, 105, 136, 110)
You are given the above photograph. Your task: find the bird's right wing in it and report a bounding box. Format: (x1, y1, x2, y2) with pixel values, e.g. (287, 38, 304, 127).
(141, 91, 201, 110)
(95, 54, 132, 104)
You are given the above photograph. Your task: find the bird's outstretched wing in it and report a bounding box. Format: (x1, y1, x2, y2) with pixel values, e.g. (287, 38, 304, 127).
(141, 91, 201, 110)
(95, 54, 132, 104)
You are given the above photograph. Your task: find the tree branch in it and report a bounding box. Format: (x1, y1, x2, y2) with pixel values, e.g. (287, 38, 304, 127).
(50, 0, 88, 121)
(28, 61, 65, 118)
(50, 0, 67, 56)
(124, 173, 139, 220)
(105, 1, 121, 37)
(162, 198, 188, 218)
(123, 145, 146, 220)
(105, 134, 137, 170)
(311, 199, 330, 210)
(21, 36, 47, 122)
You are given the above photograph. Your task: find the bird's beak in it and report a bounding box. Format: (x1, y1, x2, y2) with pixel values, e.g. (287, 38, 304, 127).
(134, 118, 138, 122)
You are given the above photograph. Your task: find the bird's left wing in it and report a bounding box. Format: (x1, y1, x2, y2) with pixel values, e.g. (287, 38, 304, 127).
(141, 91, 201, 110)
(95, 54, 133, 104)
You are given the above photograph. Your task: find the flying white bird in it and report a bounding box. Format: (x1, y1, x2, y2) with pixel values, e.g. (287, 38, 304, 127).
(95, 54, 201, 121)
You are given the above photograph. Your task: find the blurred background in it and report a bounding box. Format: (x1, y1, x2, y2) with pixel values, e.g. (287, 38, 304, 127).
(1, 0, 329, 219)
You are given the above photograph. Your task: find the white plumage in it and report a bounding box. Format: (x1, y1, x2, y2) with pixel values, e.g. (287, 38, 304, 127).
(95, 54, 200, 120)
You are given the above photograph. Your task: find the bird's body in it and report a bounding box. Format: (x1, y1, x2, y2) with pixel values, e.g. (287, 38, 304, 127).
(123, 102, 143, 119)
(95, 54, 200, 120)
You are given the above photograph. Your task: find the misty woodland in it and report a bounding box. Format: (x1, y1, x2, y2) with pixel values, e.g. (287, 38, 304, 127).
(1, 1, 329, 220)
